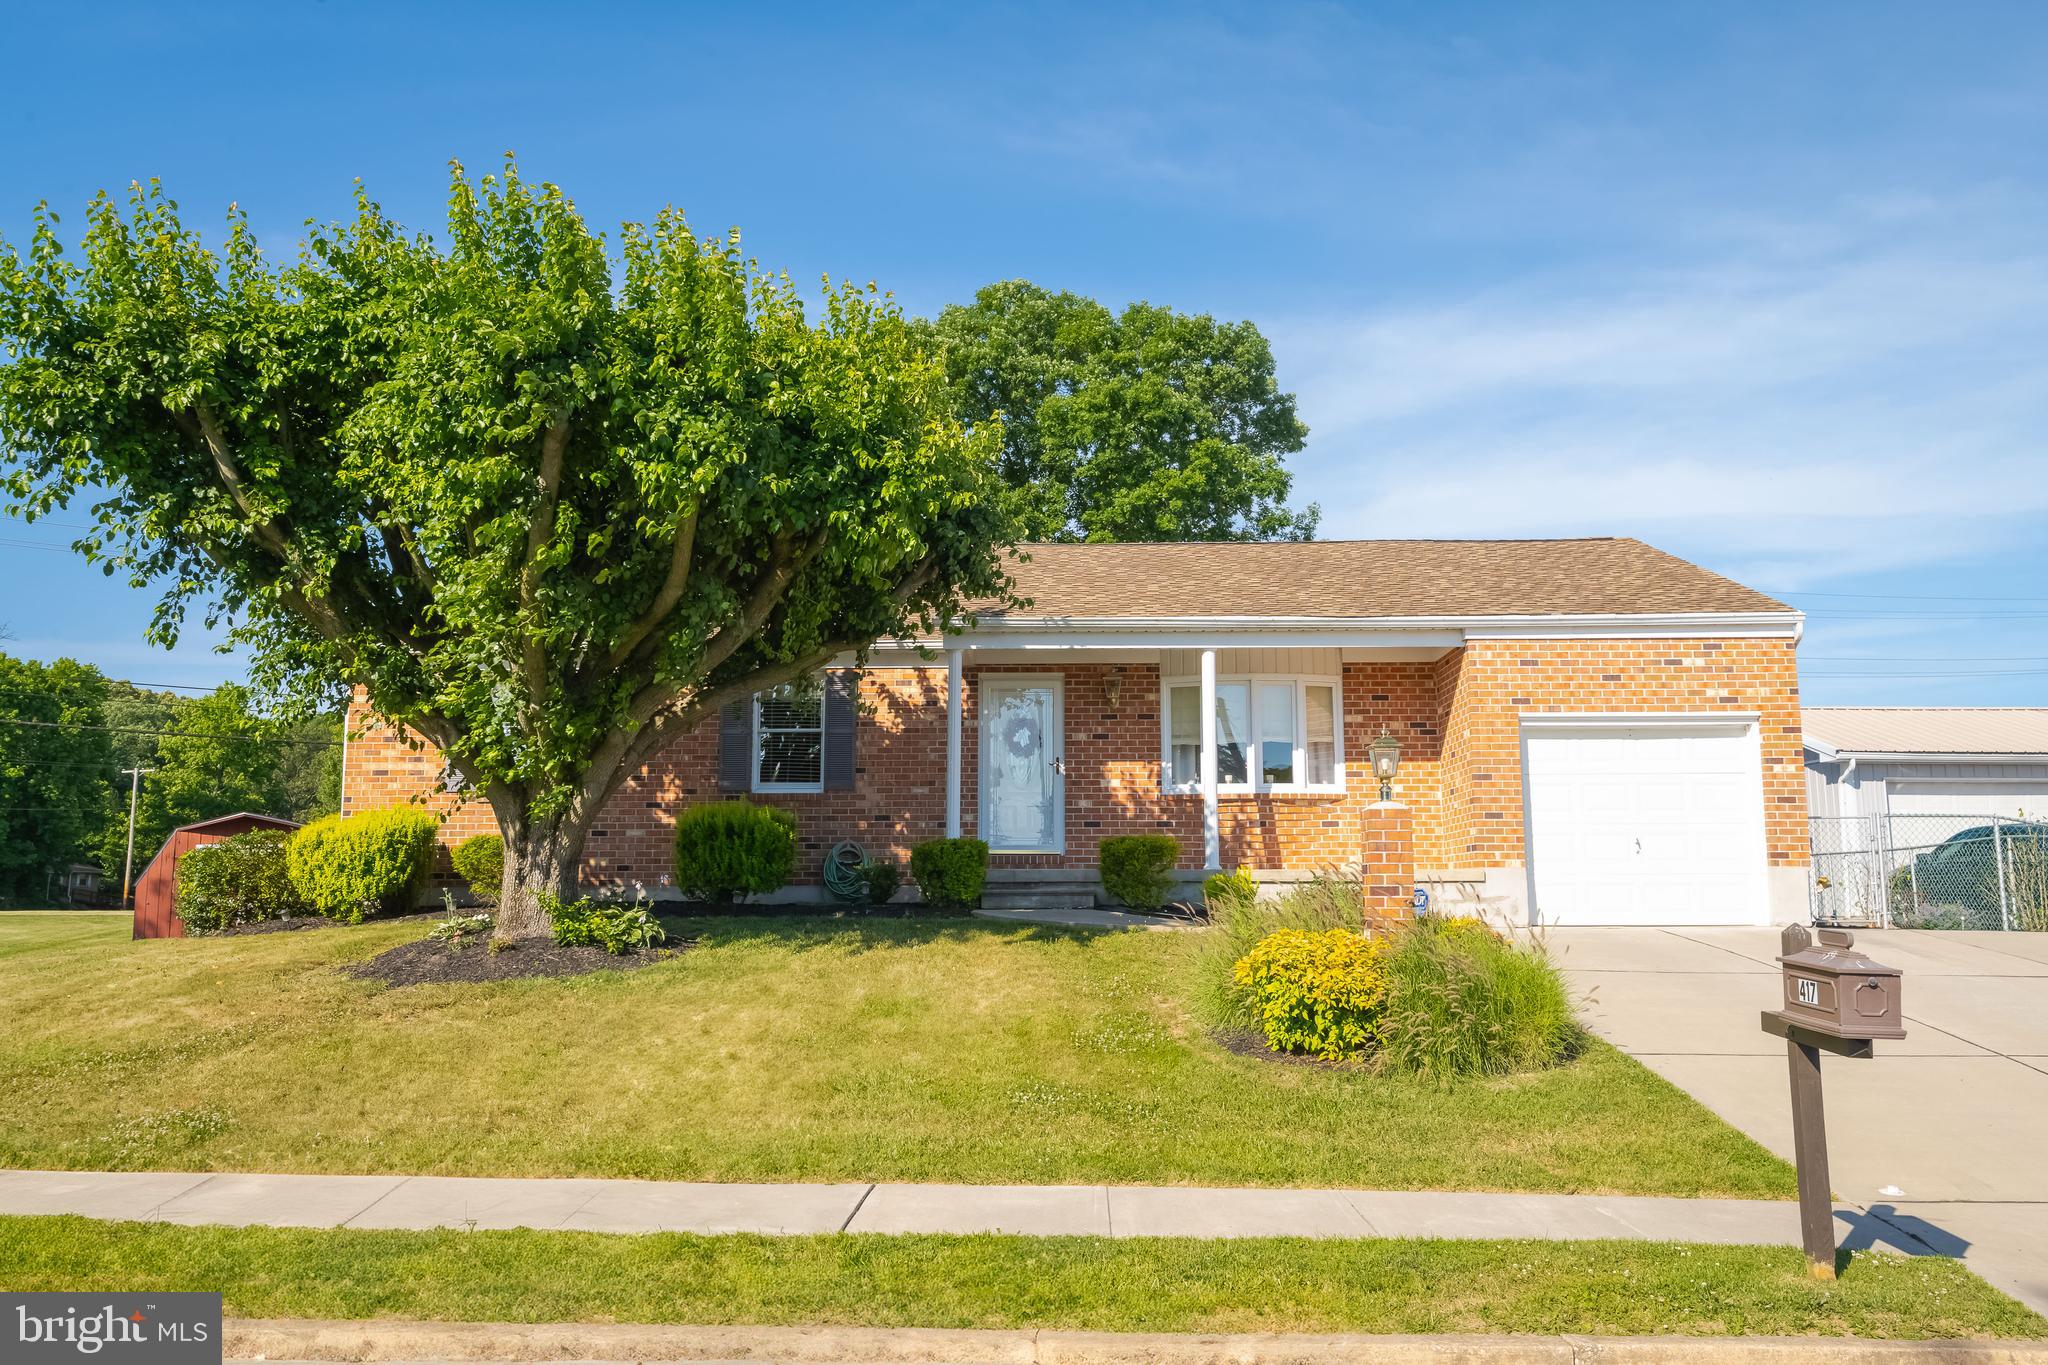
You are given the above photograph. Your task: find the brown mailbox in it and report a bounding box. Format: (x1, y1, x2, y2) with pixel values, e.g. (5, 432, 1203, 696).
(1775, 926, 1904, 1042)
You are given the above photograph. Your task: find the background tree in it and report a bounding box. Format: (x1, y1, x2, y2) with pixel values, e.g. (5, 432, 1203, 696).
(0, 163, 1011, 938)
(92, 684, 340, 874)
(932, 280, 1317, 543)
(0, 653, 114, 902)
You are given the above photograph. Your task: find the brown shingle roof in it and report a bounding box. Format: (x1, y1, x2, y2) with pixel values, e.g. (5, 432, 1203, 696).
(1803, 708, 2048, 756)
(975, 537, 1788, 620)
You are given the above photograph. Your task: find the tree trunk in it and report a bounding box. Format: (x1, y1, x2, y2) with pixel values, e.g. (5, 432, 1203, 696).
(493, 801, 593, 941)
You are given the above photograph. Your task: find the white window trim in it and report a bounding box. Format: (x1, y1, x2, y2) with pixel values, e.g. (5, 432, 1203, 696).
(1160, 672, 1345, 795)
(752, 686, 826, 794)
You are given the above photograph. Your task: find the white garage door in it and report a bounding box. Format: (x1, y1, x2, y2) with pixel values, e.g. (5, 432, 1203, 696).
(1524, 722, 1766, 926)
(1885, 782, 2048, 820)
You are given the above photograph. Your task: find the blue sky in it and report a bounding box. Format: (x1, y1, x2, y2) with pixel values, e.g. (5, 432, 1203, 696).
(3, 1, 2045, 703)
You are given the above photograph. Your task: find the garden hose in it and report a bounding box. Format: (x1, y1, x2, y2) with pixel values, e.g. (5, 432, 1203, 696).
(823, 840, 869, 902)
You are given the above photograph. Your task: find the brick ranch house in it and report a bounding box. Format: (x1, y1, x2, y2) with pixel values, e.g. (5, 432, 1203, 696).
(342, 537, 1810, 927)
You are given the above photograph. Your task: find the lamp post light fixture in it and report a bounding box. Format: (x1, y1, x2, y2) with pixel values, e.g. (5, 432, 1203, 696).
(1368, 729, 1401, 802)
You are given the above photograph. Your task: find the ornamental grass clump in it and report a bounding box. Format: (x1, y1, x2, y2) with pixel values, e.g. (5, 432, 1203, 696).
(1231, 927, 1388, 1060)
(1373, 916, 1582, 1082)
(1187, 872, 1363, 1031)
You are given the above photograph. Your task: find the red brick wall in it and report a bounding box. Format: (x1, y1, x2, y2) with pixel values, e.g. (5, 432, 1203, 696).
(1432, 637, 1808, 869)
(341, 638, 1807, 886)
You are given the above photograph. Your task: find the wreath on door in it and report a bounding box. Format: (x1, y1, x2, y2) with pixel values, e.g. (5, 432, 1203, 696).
(1004, 715, 1041, 759)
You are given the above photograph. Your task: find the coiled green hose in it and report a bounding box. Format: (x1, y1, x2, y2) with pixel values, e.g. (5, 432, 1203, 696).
(823, 840, 868, 902)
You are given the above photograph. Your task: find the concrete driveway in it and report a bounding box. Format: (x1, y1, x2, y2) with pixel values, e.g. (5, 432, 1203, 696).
(1550, 927, 2048, 1313)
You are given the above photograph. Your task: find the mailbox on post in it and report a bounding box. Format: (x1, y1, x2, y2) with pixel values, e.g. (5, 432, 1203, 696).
(1776, 927, 1905, 1044)
(1760, 924, 1904, 1279)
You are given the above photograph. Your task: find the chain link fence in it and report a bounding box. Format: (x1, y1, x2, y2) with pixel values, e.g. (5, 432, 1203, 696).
(1811, 812, 2048, 930)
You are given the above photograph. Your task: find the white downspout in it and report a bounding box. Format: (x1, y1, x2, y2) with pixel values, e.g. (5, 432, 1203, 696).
(945, 648, 963, 839)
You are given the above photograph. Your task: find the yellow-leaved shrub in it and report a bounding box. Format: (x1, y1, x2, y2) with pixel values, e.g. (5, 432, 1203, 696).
(1231, 927, 1389, 1060)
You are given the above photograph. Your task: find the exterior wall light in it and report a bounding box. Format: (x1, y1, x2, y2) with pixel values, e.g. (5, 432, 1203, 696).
(1103, 667, 1124, 712)
(1368, 729, 1401, 802)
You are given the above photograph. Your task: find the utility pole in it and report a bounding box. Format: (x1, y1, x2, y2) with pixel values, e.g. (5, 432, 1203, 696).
(120, 767, 153, 906)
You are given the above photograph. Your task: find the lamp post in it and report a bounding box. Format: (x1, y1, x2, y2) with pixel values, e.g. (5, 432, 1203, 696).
(1368, 730, 1401, 803)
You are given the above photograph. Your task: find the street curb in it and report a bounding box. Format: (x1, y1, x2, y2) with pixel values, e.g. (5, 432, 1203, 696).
(224, 1318, 2048, 1363)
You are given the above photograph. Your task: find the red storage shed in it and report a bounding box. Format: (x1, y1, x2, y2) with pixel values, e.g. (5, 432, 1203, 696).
(131, 812, 303, 940)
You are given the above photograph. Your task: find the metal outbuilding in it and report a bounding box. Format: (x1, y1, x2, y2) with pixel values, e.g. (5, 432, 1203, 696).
(131, 812, 302, 940)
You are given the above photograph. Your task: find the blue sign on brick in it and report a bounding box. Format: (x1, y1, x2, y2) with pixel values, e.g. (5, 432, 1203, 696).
(1411, 886, 1430, 913)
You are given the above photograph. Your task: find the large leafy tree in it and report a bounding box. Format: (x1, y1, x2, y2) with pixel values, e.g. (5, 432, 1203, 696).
(0, 652, 114, 902)
(932, 280, 1317, 543)
(0, 164, 1011, 937)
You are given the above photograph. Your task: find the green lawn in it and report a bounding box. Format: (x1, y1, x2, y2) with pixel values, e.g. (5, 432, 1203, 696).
(0, 910, 1792, 1195)
(4, 1216, 2038, 1339)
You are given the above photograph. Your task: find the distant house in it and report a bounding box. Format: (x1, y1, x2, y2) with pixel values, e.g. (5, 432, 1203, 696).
(61, 863, 105, 905)
(343, 537, 1811, 927)
(1804, 708, 2048, 822)
(131, 812, 302, 940)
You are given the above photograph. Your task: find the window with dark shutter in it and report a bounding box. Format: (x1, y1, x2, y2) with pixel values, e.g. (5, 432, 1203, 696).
(754, 682, 825, 791)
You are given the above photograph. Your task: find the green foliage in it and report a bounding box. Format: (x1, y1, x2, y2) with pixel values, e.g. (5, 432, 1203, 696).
(543, 892, 666, 955)
(1233, 927, 1389, 1060)
(1202, 868, 1258, 909)
(428, 907, 495, 948)
(0, 164, 1016, 936)
(450, 834, 504, 905)
(862, 859, 901, 906)
(1374, 918, 1581, 1082)
(87, 682, 341, 881)
(0, 652, 112, 901)
(931, 280, 1317, 542)
(1098, 834, 1179, 910)
(673, 801, 796, 904)
(1184, 872, 1363, 1031)
(285, 808, 438, 923)
(172, 830, 303, 932)
(909, 837, 988, 908)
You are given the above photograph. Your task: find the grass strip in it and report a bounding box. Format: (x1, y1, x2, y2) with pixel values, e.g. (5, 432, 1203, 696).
(1, 1215, 2040, 1340)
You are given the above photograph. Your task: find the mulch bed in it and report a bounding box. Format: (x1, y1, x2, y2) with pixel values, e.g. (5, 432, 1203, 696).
(346, 935, 696, 988)
(1212, 1026, 1371, 1071)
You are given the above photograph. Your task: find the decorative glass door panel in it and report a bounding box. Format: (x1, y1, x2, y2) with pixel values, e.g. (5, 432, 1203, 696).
(981, 678, 1062, 852)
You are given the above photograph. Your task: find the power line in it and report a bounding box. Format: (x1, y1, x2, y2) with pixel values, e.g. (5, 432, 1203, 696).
(1773, 588, 2048, 603)
(0, 716, 339, 747)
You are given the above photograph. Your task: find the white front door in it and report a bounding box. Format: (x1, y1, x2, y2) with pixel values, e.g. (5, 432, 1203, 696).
(1524, 721, 1766, 926)
(980, 676, 1064, 853)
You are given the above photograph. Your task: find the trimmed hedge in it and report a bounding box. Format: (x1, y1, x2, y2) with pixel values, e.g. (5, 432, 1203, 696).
(673, 801, 796, 904)
(1099, 834, 1179, 910)
(910, 837, 988, 908)
(286, 807, 439, 923)
(174, 830, 304, 932)
(450, 833, 504, 905)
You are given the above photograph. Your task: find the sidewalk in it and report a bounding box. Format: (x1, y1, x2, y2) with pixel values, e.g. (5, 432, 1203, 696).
(0, 1168, 1930, 1251)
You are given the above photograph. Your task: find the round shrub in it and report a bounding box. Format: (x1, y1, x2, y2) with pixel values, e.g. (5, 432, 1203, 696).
(175, 830, 304, 932)
(1232, 927, 1388, 1060)
(286, 807, 439, 924)
(862, 859, 902, 906)
(450, 833, 504, 905)
(673, 800, 796, 904)
(1203, 867, 1258, 909)
(909, 837, 988, 908)
(1099, 834, 1179, 910)
(1374, 917, 1580, 1081)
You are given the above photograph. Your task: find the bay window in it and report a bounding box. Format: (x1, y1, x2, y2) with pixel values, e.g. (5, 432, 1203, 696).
(1162, 675, 1343, 793)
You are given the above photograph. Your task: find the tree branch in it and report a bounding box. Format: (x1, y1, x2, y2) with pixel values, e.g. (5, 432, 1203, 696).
(517, 415, 571, 704)
(699, 531, 826, 675)
(604, 498, 701, 671)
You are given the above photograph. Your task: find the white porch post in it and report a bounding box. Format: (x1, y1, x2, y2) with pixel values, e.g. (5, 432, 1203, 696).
(1199, 647, 1220, 871)
(945, 648, 964, 839)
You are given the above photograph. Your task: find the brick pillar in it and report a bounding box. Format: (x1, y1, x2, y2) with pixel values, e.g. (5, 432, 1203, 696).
(1361, 800, 1415, 924)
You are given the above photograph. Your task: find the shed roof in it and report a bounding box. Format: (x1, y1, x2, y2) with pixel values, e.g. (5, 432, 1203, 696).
(1802, 708, 2048, 757)
(977, 537, 1788, 620)
(174, 812, 303, 835)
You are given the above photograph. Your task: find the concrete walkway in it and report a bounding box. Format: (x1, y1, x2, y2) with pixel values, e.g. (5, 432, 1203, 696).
(0, 1167, 1928, 1252)
(1551, 926, 2048, 1314)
